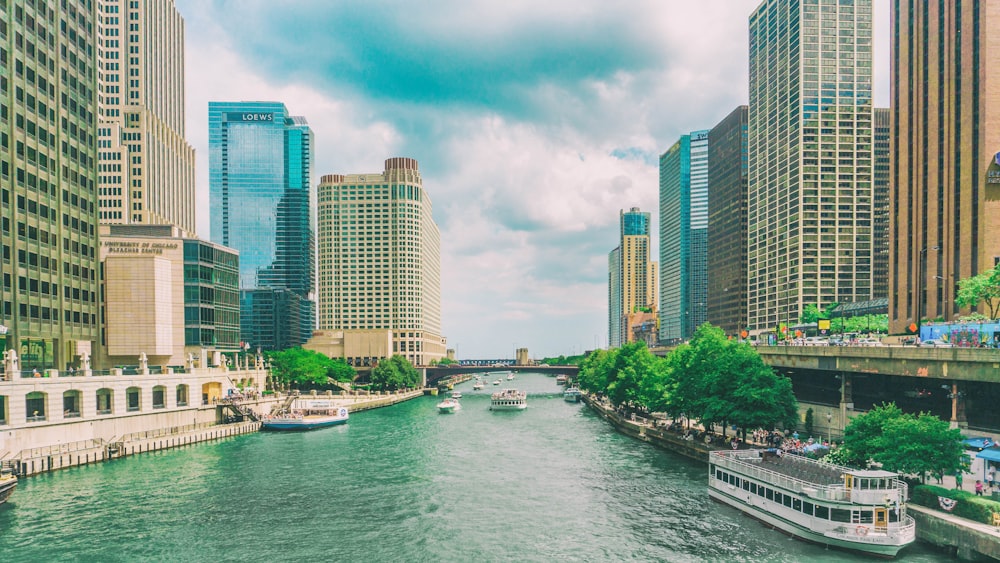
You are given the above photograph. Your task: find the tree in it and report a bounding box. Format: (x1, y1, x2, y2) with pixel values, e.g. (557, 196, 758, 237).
(841, 403, 965, 480)
(804, 408, 814, 439)
(370, 355, 421, 391)
(801, 304, 824, 324)
(267, 348, 355, 387)
(955, 264, 1000, 319)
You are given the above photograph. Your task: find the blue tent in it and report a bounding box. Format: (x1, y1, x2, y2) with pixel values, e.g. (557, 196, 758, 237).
(964, 437, 995, 451)
(976, 447, 1000, 464)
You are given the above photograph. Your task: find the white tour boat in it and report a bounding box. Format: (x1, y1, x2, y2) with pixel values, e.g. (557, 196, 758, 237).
(493, 379, 501, 385)
(437, 398, 461, 413)
(451, 390, 463, 399)
(261, 398, 349, 431)
(507, 373, 515, 380)
(472, 382, 484, 390)
(489, 389, 527, 411)
(709, 449, 915, 558)
(555, 375, 568, 385)
(563, 387, 582, 402)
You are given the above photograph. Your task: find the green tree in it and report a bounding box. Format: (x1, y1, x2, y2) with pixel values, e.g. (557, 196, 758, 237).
(804, 408, 814, 439)
(955, 264, 1000, 319)
(800, 304, 824, 324)
(267, 348, 355, 387)
(370, 355, 421, 391)
(841, 403, 965, 480)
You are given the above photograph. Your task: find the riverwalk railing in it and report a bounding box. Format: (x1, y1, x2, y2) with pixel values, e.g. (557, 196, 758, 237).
(16, 438, 106, 460)
(120, 422, 219, 443)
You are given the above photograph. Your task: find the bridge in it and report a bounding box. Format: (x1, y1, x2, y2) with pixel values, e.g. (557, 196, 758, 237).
(424, 365, 578, 387)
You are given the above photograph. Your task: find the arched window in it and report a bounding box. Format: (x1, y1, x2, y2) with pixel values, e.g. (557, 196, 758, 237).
(63, 390, 82, 417)
(26, 391, 47, 421)
(176, 384, 189, 406)
(96, 388, 114, 414)
(152, 385, 166, 409)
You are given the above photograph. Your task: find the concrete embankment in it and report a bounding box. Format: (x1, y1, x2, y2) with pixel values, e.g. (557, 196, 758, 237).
(582, 393, 998, 561)
(338, 389, 425, 413)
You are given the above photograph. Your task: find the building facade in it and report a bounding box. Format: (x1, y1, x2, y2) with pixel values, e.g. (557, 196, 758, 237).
(873, 107, 890, 300)
(96, 0, 196, 233)
(609, 207, 657, 348)
(1, 0, 102, 371)
(706, 106, 749, 338)
(748, 0, 874, 334)
(208, 102, 315, 350)
(659, 132, 707, 343)
(98, 225, 239, 368)
(316, 158, 446, 366)
(889, 1, 1000, 333)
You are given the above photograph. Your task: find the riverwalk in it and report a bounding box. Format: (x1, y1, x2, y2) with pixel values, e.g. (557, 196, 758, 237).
(582, 392, 1000, 561)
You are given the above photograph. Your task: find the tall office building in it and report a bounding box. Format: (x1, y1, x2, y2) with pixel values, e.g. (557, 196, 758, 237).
(873, 107, 890, 300)
(317, 158, 446, 366)
(889, 1, 1000, 333)
(706, 106, 749, 338)
(1, 0, 101, 370)
(747, 0, 874, 334)
(659, 131, 708, 344)
(208, 102, 315, 350)
(96, 0, 196, 233)
(608, 207, 657, 348)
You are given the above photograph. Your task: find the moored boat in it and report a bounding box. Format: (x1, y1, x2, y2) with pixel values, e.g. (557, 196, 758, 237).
(563, 387, 582, 402)
(262, 399, 349, 431)
(489, 389, 527, 411)
(555, 375, 568, 385)
(493, 379, 501, 385)
(709, 449, 915, 557)
(0, 472, 17, 505)
(437, 397, 461, 413)
(507, 373, 515, 380)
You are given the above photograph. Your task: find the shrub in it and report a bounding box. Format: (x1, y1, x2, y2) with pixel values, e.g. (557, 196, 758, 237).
(912, 484, 1000, 525)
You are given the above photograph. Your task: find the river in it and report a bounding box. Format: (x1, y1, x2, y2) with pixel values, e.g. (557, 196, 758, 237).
(0, 372, 951, 561)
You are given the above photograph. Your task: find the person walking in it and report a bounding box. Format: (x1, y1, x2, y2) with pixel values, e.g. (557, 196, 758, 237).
(956, 471, 964, 490)
(976, 480, 985, 496)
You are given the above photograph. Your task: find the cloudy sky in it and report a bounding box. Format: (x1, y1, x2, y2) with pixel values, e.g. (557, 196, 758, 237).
(175, 0, 890, 360)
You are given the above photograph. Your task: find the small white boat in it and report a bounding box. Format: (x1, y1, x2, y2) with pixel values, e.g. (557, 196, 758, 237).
(563, 387, 582, 402)
(437, 398, 461, 413)
(451, 391, 463, 399)
(555, 375, 568, 385)
(262, 399, 349, 431)
(493, 379, 501, 385)
(490, 389, 527, 411)
(472, 382, 484, 390)
(507, 373, 515, 380)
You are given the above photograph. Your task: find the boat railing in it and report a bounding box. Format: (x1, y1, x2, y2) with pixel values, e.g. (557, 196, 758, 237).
(711, 450, 907, 504)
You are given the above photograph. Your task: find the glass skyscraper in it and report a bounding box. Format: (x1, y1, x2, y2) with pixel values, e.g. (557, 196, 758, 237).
(208, 102, 315, 350)
(609, 208, 656, 348)
(659, 131, 708, 344)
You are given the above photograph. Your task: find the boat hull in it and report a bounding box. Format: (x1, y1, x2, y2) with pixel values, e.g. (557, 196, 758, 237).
(709, 487, 908, 558)
(262, 414, 348, 431)
(489, 403, 527, 411)
(0, 477, 17, 505)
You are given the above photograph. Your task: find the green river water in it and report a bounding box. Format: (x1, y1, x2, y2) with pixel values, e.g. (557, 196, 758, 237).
(0, 373, 952, 562)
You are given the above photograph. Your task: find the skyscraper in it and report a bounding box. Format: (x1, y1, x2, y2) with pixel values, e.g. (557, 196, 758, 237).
(317, 158, 446, 366)
(873, 107, 890, 300)
(747, 0, 874, 334)
(96, 0, 196, 233)
(889, 1, 1000, 333)
(659, 131, 708, 343)
(707, 106, 749, 338)
(208, 102, 315, 350)
(608, 207, 657, 348)
(1, 0, 101, 370)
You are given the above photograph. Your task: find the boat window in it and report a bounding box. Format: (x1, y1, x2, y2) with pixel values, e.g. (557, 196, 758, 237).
(766, 489, 774, 501)
(815, 505, 829, 519)
(792, 498, 801, 512)
(757, 485, 766, 497)
(858, 510, 873, 524)
(831, 508, 851, 522)
(750, 483, 758, 494)
(783, 495, 792, 508)
(715, 469, 723, 480)
(888, 508, 899, 523)
(742, 480, 750, 491)
(774, 492, 782, 504)
(803, 501, 813, 516)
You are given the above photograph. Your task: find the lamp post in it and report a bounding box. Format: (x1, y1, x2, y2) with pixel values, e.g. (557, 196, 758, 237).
(918, 246, 941, 329)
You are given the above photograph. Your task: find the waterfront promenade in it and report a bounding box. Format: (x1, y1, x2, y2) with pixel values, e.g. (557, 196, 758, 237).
(582, 392, 1000, 561)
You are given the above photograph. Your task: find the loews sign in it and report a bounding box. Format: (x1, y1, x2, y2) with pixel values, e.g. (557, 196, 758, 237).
(227, 112, 274, 122)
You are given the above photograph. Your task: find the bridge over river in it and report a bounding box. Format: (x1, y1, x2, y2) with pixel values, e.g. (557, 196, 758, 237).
(424, 365, 578, 387)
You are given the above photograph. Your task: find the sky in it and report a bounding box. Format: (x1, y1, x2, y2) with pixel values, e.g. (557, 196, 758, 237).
(174, 0, 890, 360)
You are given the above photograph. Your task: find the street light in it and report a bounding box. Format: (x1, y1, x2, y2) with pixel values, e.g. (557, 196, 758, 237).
(918, 246, 941, 328)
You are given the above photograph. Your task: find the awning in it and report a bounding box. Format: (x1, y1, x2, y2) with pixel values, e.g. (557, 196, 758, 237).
(964, 437, 995, 450)
(976, 447, 1000, 463)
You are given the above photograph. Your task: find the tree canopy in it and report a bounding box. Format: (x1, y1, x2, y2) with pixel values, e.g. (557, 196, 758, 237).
(837, 403, 965, 481)
(370, 355, 421, 391)
(577, 324, 798, 437)
(955, 263, 1000, 319)
(267, 348, 357, 387)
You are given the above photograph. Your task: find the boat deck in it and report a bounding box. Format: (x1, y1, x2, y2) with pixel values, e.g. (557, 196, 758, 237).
(722, 450, 845, 487)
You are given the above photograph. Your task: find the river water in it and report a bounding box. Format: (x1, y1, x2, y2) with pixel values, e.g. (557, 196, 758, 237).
(0, 373, 951, 562)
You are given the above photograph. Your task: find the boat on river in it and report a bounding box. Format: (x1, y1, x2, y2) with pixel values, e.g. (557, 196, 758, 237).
(563, 387, 582, 402)
(451, 391, 463, 399)
(490, 389, 527, 411)
(555, 375, 568, 385)
(262, 399, 349, 431)
(472, 382, 484, 390)
(0, 471, 17, 505)
(437, 398, 461, 413)
(507, 373, 515, 380)
(708, 449, 915, 557)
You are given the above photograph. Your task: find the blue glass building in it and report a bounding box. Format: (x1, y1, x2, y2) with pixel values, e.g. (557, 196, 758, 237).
(208, 102, 315, 350)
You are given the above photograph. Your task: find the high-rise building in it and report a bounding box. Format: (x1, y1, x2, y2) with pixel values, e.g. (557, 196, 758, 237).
(96, 0, 196, 233)
(747, 0, 874, 334)
(873, 107, 890, 300)
(608, 207, 657, 348)
(208, 102, 315, 350)
(317, 158, 446, 365)
(1, 0, 101, 370)
(707, 106, 749, 338)
(659, 131, 708, 343)
(889, 1, 1000, 333)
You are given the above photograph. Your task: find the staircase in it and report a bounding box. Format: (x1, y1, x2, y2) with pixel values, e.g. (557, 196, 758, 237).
(270, 394, 296, 416)
(222, 400, 260, 422)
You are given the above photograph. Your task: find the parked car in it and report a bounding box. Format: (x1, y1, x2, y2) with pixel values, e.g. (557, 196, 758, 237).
(803, 337, 827, 346)
(827, 336, 847, 346)
(919, 339, 953, 348)
(856, 338, 884, 347)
